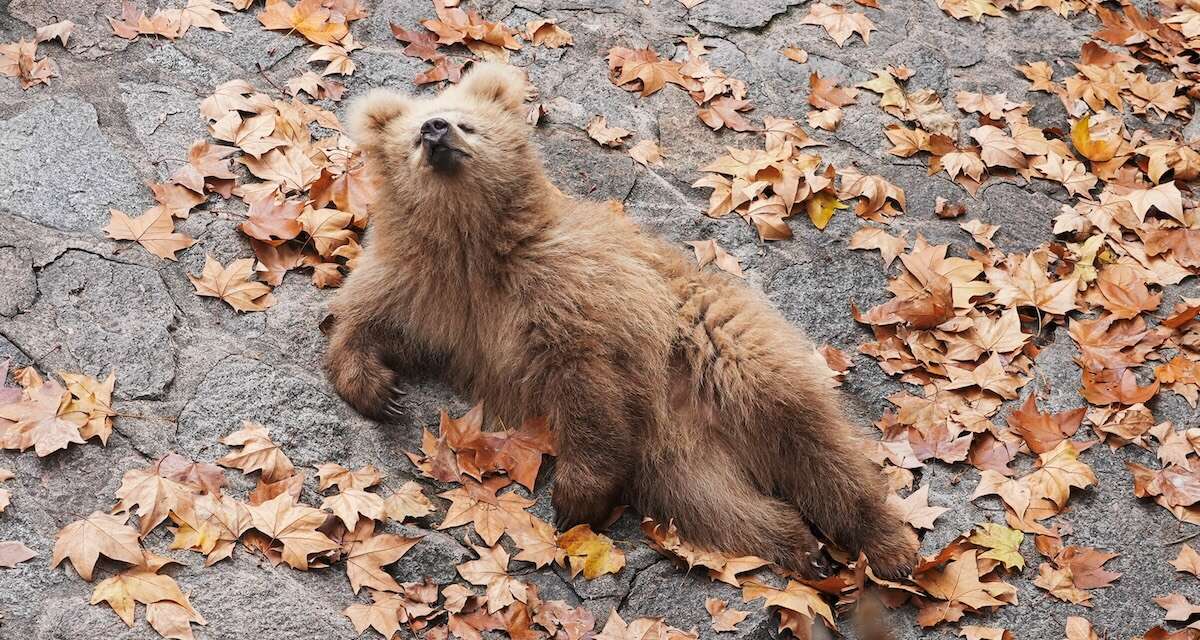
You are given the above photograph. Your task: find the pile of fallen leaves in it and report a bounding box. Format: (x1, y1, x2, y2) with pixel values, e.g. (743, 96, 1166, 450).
(101, 1, 375, 312)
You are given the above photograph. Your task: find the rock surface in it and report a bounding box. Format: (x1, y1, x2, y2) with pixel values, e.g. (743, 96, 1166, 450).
(0, 1, 1195, 640)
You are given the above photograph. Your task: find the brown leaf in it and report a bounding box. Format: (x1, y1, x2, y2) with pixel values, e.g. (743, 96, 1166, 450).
(104, 207, 196, 261)
(246, 492, 338, 570)
(217, 422, 294, 482)
(188, 255, 276, 313)
(705, 597, 750, 632)
(0, 540, 36, 568)
(52, 512, 143, 581)
(886, 484, 947, 530)
(1170, 544, 1200, 577)
(1007, 395, 1084, 454)
(801, 2, 875, 46)
(697, 96, 755, 132)
(687, 239, 744, 278)
(457, 543, 527, 613)
(524, 19, 573, 47)
(345, 529, 422, 593)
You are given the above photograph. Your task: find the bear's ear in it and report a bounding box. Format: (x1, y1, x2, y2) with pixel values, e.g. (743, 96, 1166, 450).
(452, 62, 530, 112)
(347, 88, 410, 147)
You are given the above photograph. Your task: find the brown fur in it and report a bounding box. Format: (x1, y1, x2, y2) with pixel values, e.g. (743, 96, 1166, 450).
(325, 63, 919, 578)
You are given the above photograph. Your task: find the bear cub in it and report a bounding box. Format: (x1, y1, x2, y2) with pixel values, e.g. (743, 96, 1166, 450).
(324, 62, 920, 578)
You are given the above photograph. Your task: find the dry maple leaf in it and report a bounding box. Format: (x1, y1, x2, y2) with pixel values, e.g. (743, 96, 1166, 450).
(316, 463, 381, 491)
(114, 465, 200, 537)
(586, 116, 632, 148)
(0, 378, 86, 456)
(246, 492, 339, 570)
(438, 476, 534, 546)
(937, 0, 1002, 21)
(168, 492, 251, 566)
(35, 20, 74, 46)
(1081, 368, 1160, 406)
(458, 543, 527, 613)
(809, 72, 859, 109)
(217, 422, 294, 481)
(309, 36, 361, 76)
(344, 591, 403, 640)
(52, 512, 143, 581)
(240, 146, 321, 194)
(628, 140, 664, 168)
(104, 207, 196, 261)
(384, 480, 435, 522)
(1071, 114, 1121, 162)
(705, 597, 749, 632)
(968, 523, 1024, 571)
(524, 19, 572, 47)
(1170, 544, 1200, 577)
(1007, 395, 1085, 454)
(1091, 264, 1161, 319)
(508, 512, 563, 568)
(698, 96, 755, 132)
(91, 562, 206, 632)
(1065, 617, 1099, 640)
(240, 199, 304, 254)
(801, 3, 874, 46)
(1033, 546, 1120, 606)
(887, 484, 947, 530)
(258, 0, 349, 45)
(345, 528, 422, 593)
(1025, 440, 1097, 512)
(298, 207, 356, 257)
(172, 140, 238, 194)
(557, 524, 626, 579)
(986, 250, 1078, 315)
(849, 227, 907, 268)
(153, 453, 226, 496)
(607, 47, 695, 96)
(913, 550, 1016, 627)
(189, 255, 277, 313)
(742, 580, 835, 629)
(944, 353, 1024, 399)
(0, 540, 35, 568)
(687, 239, 743, 278)
(960, 626, 1014, 640)
(321, 488, 385, 529)
(1156, 593, 1200, 623)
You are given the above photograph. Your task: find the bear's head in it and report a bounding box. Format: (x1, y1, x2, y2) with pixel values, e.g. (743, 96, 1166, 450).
(347, 62, 537, 202)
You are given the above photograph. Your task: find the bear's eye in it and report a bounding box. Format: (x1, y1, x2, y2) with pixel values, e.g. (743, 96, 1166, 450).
(459, 124, 476, 134)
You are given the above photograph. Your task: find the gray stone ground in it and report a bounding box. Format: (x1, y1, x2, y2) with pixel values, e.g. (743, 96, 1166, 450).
(0, 0, 1197, 639)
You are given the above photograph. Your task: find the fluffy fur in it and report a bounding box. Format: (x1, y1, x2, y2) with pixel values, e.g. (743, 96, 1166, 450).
(325, 62, 919, 578)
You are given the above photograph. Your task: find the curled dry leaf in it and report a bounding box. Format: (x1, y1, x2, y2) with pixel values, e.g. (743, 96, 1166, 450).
(524, 19, 572, 47)
(586, 115, 631, 148)
(687, 239, 744, 278)
(628, 139, 664, 167)
(705, 597, 750, 632)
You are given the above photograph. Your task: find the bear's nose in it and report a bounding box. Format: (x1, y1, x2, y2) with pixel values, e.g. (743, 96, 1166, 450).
(421, 118, 450, 142)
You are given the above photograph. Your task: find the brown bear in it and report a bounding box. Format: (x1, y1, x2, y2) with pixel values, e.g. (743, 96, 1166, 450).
(324, 62, 919, 578)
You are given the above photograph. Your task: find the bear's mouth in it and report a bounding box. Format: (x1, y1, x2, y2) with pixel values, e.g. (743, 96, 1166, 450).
(422, 139, 467, 173)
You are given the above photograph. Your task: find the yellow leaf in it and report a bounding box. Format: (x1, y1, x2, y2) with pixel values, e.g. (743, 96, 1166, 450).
(805, 192, 847, 230)
(557, 524, 626, 579)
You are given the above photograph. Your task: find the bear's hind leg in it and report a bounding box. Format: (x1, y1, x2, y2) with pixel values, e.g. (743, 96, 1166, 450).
(775, 413, 918, 579)
(636, 447, 828, 578)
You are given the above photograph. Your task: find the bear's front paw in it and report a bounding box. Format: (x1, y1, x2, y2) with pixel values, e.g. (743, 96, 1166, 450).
(863, 525, 919, 580)
(326, 349, 401, 421)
